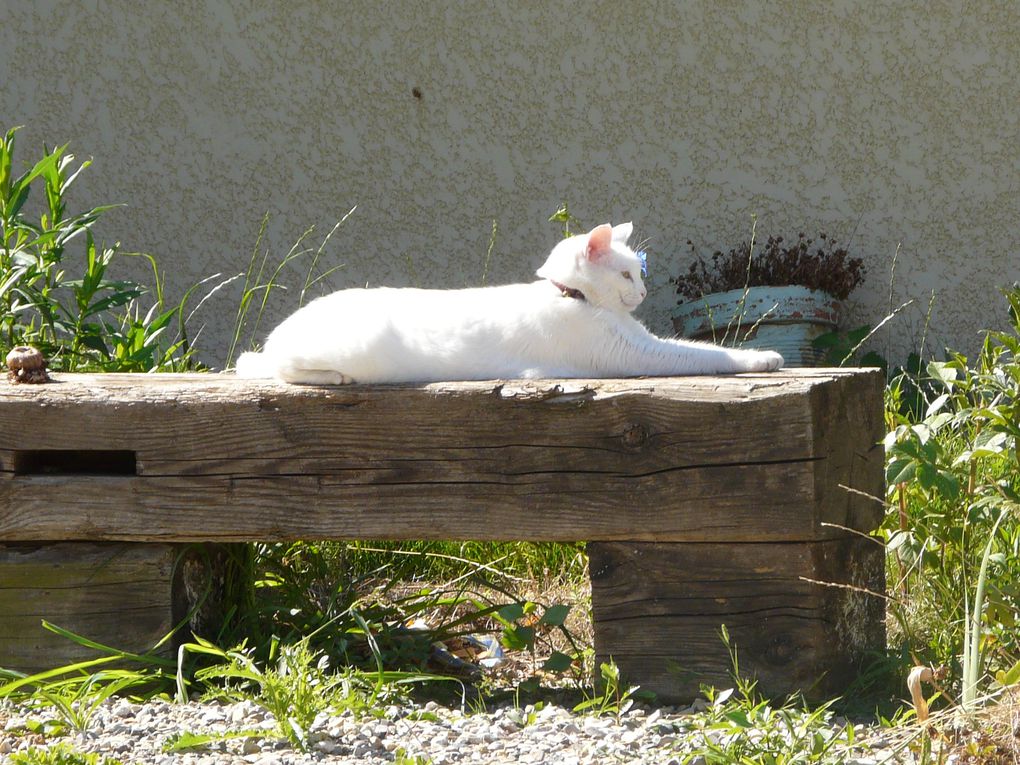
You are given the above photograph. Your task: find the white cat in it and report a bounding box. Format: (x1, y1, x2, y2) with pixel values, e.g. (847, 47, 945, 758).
(235, 222, 783, 384)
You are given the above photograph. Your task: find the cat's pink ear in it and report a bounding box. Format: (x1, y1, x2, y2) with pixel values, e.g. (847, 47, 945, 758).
(585, 224, 614, 263)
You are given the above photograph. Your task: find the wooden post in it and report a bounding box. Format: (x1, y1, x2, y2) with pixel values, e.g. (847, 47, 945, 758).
(0, 542, 238, 674)
(0, 543, 180, 672)
(588, 538, 885, 701)
(587, 369, 887, 702)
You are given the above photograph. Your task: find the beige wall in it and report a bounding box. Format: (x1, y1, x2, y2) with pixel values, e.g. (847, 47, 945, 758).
(3, 1, 1018, 367)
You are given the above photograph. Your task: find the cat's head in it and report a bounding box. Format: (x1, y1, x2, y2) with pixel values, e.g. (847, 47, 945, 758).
(536, 222, 647, 312)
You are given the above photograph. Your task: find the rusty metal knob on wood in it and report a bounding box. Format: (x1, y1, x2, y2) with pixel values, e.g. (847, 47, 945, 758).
(6, 346, 51, 384)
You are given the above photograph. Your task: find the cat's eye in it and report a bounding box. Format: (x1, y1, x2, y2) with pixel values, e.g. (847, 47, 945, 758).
(621, 271, 632, 280)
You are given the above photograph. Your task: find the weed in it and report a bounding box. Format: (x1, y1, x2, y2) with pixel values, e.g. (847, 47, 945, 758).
(17, 136, 1020, 757)
(679, 627, 858, 764)
(8, 743, 124, 765)
(480, 219, 498, 285)
(493, 600, 579, 676)
(393, 748, 435, 765)
(813, 324, 889, 369)
(0, 622, 179, 725)
(0, 125, 219, 371)
(343, 540, 588, 584)
(19, 672, 140, 734)
(176, 636, 450, 751)
(882, 286, 1020, 705)
(548, 202, 583, 238)
(573, 660, 641, 720)
(225, 206, 352, 367)
(681, 688, 856, 764)
(178, 638, 353, 750)
(161, 728, 264, 754)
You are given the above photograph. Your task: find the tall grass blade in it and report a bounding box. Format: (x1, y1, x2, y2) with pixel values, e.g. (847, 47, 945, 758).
(299, 205, 354, 306)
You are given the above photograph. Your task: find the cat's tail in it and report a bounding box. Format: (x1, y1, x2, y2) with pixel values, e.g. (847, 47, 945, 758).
(235, 351, 276, 379)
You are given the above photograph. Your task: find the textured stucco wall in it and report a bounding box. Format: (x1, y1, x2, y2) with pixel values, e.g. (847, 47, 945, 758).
(3, 1, 1019, 367)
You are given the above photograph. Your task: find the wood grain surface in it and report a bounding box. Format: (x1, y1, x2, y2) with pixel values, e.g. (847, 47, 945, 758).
(0, 371, 886, 693)
(0, 543, 178, 672)
(0, 370, 884, 543)
(588, 537, 886, 702)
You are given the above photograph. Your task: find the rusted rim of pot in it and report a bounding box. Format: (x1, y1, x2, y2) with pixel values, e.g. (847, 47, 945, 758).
(672, 285, 843, 337)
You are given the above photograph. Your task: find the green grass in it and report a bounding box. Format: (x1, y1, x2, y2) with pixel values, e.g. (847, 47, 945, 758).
(343, 540, 588, 583)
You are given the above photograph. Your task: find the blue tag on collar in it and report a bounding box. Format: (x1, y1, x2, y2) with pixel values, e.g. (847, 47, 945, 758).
(636, 250, 648, 276)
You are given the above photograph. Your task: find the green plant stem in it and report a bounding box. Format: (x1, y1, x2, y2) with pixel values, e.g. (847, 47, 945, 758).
(962, 506, 1009, 710)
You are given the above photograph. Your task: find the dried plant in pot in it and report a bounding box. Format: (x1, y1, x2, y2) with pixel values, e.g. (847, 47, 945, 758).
(672, 233, 866, 367)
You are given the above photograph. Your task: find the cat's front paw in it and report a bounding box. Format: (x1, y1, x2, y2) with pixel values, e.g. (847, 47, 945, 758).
(730, 349, 783, 373)
(747, 350, 784, 372)
(277, 364, 353, 385)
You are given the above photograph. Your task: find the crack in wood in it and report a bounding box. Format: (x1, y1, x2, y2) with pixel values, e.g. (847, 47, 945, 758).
(126, 455, 820, 479)
(599, 608, 823, 621)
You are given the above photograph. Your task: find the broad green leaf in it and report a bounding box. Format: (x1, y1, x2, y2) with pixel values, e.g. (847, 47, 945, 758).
(540, 604, 571, 626)
(516, 624, 535, 644)
(0, 127, 14, 198)
(572, 697, 601, 713)
(85, 287, 146, 316)
(712, 687, 734, 706)
(497, 603, 525, 623)
(163, 729, 262, 753)
(5, 182, 30, 220)
(811, 330, 841, 350)
(599, 661, 621, 683)
(860, 351, 886, 368)
(541, 651, 574, 673)
(996, 659, 1020, 687)
(926, 412, 955, 432)
(724, 709, 752, 727)
(928, 360, 959, 386)
(163, 731, 219, 752)
(886, 458, 916, 485)
(933, 470, 960, 500)
(885, 530, 913, 552)
(500, 625, 528, 651)
(79, 333, 110, 355)
(916, 463, 938, 491)
(11, 144, 65, 204)
(926, 393, 950, 417)
(976, 430, 1009, 452)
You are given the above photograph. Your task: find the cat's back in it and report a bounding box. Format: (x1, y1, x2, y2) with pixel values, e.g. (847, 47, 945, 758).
(258, 280, 581, 383)
(264, 281, 567, 349)
(287, 281, 547, 323)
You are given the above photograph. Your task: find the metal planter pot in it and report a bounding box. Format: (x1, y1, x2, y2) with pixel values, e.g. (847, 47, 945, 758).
(672, 285, 842, 368)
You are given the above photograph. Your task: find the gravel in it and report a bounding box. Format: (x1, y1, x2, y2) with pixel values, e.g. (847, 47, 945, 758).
(0, 697, 904, 764)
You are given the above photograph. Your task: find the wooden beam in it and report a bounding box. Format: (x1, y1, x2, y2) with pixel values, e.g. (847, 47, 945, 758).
(0, 370, 884, 543)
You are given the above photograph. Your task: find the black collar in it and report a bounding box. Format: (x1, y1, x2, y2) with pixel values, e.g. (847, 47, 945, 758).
(549, 279, 586, 301)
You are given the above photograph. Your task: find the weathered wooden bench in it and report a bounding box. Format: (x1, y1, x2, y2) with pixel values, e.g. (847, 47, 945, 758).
(0, 370, 885, 701)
